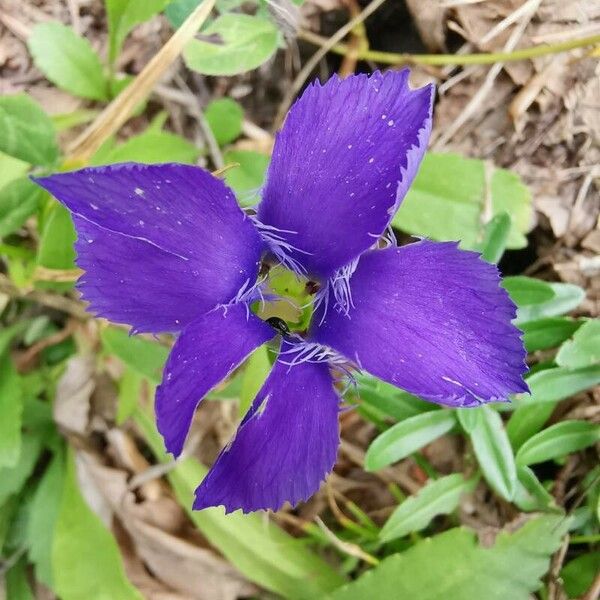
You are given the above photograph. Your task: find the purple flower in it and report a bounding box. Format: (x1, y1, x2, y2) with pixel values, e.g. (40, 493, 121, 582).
(34, 70, 528, 514)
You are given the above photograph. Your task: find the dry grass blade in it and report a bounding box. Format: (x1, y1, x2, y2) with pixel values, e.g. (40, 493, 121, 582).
(67, 0, 217, 162)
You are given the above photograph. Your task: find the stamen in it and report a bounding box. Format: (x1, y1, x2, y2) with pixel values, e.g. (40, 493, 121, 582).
(250, 217, 312, 276)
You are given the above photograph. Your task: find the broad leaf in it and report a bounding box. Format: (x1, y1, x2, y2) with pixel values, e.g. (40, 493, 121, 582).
(365, 410, 456, 471)
(223, 149, 270, 206)
(205, 98, 244, 145)
(556, 319, 600, 369)
(0, 94, 59, 166)
(330, 516, 570, 600)
(92, 129, 200, 164)
(28, 23, 109, 101)
(0, 177, 44, 238)
(393, 153, 531, 250)
(36, 204, 77, 292)
(516, 420, 600, 466)
(0, 151, 29, 189)
(52, 450, 142, 599)
(380, 474, 477, 542)
(106, 0, 171, 63)
(468, 406, 516, 500)
(184, 14, 279, 76)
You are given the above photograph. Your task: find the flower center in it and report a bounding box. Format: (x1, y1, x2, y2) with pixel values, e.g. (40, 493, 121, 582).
(251, 264, 318, 334)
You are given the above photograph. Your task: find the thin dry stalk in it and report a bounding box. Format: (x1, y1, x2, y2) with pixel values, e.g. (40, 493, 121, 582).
(67, 0, 216, 162)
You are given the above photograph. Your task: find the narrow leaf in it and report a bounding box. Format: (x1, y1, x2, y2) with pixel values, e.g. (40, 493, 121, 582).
(516, 282, 585, 324)
(469, 406, 517, 500)
(365, 410, 456, 471)
(502, 276, 555, 306)
(556, 319, 600, 369)
(380, 474, 477, 542)
(521, 317, 582, 353)
(480, 212, 511, 263)
(0, 353, 23, 468)
(516, 420, 600, 466)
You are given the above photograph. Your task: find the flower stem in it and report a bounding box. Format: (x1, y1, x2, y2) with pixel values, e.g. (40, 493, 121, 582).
(299, 30, 600, 66)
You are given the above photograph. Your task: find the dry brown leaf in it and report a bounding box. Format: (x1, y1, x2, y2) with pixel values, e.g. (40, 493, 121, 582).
(54, 355, 95, 435)
(76, 454, 256, 600)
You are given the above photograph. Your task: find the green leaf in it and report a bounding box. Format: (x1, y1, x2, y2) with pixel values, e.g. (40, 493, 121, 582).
(0, 177, 44, 238)
(0, 353, 23, 468)
(116, 368, 145, 425)
(0, 94, 59, 166)
(330, 515, 570, 600)
(166, 0, 246, 27)
(513, 465, 558, 512)
(521, 317, 582, 352)
(523, 365, 600, 404)
(507, 402, 557, 450)
(27, 449, 65, 587)
(28, 23, 109, 101)
(0, 151, 29, 189)
(92, 129, 200, 164)
(480, 212, 511, 263)
(52, 449, 142, 599)
(36, 204, 77, 292)
(556, 319, 600, 368)
(380, 474, 477, 542)
(52, 109, 99, 132)
(365, 410, 456, 471)
(106, 0, 171, 64)
(165, 0, 201, 27)
(561, 552, 600, 598)
(223, 149, 270, 206)
(516, 282, 585, 324)
(357, 377, 437, 422)
(516, 420, 600, 466)
(456, 406, 481, 434)
(0, 434, 43, 506)
(184, 14, 279, 76)
(502, 276, 555, 306)
(6, 558, 35, 600)
(469, 406, 516, 500)
(135, 409, 346, 598)
(205, 98, 244, 145)
(393, 153, 531, 250)
(240, 345, 271, 416)
(101, 327, 169, 383)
